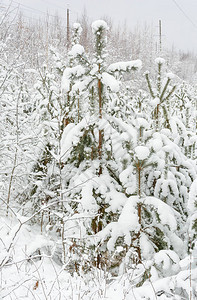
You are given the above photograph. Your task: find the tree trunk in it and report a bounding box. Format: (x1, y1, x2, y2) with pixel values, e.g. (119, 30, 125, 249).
(98, 63, 102, 175)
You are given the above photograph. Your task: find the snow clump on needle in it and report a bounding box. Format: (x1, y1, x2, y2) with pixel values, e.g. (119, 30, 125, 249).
(135, 146, 150, 160)
(73, 22, 82, 34)
(102, 72, 120, 92)
(69, 44, 84, 57)
(166, 72, 175, 79)
(136, 117, 149, 129)
(155, 57, 165, 65)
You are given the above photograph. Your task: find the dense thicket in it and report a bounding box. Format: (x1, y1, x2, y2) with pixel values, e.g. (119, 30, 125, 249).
(0, 8, 197, 299)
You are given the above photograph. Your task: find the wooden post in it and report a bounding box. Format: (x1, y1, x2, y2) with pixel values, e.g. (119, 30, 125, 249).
(46, 13, 49, 69)
(159, 19, 162, 52)
(67, 6, 70, 51)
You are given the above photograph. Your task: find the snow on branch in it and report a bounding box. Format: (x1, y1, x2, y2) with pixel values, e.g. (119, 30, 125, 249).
(107, 59, 142, 73)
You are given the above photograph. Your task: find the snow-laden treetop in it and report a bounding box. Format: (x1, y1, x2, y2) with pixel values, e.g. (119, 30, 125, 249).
(73, 23, 83, 34)
(155, 57, 165, 65)
(91, 20, 109, 33)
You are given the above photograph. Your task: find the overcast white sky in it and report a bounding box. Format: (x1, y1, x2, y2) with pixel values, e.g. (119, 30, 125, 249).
(2, 0, 197, 53)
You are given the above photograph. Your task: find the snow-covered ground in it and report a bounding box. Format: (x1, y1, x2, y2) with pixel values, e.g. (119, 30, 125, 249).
(1, 212, 197, 299)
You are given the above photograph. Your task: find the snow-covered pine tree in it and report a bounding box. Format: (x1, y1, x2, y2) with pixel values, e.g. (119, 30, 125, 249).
(61, 22, 89, 126)
(60, 20, 142, 273)
(95, 57, 196, 286)
(145, 57, 176, 131)
(142, 58, 197, 280)
(143, 59, 195, 219)
(170, 81, 197, 159)
(96, 116, 183, 282)
(23, 57, 63, 231)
